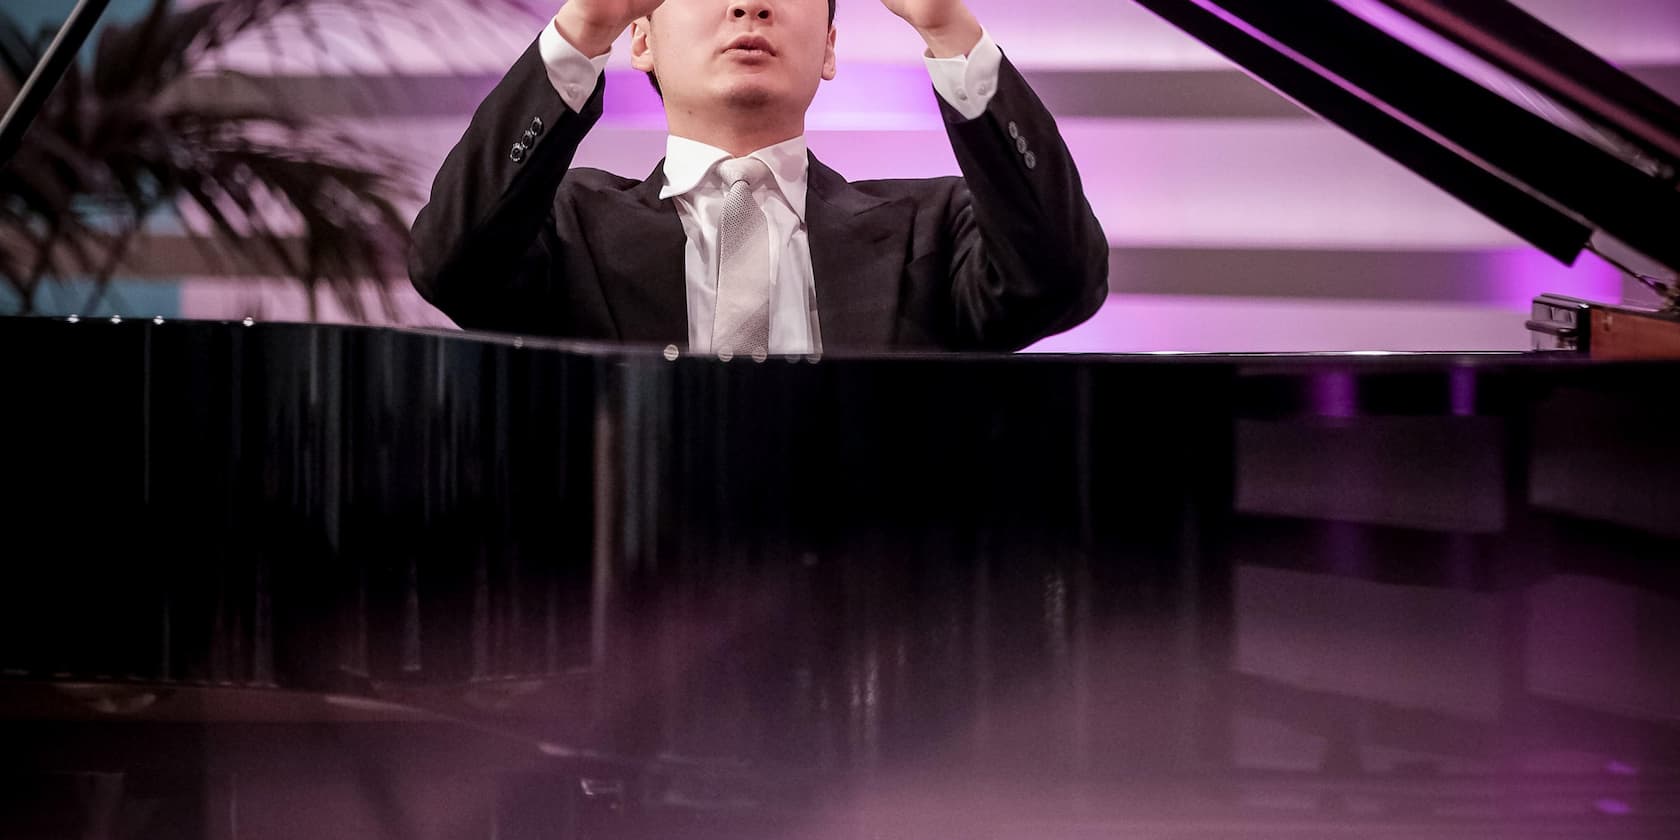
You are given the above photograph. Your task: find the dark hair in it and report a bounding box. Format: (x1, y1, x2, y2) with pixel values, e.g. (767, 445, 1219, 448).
(646, 0, 837, 97)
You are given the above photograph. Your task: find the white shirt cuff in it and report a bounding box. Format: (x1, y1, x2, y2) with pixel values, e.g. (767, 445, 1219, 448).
(538, 18, 612, 114)
(924, 28, 1003, 122)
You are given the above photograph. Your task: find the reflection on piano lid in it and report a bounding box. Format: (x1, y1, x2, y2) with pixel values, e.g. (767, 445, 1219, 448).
(1132, 0, 1680, 279)
(1331, 0, 1669, 178)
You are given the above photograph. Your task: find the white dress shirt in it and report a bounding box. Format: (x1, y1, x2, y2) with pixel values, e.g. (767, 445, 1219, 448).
(536, 23, 1006, 354)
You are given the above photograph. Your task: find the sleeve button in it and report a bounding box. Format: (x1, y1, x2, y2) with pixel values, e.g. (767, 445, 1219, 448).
(1015, 136, 1029, 154)
(1007, 121, 1019, 139)
(529, 117, 544, 135)
(1023, 151, 1037, 170)
(510, 144, 526, 163)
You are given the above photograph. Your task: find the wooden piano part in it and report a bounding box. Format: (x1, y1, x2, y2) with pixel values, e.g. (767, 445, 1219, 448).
(1529, 293, 1680, 359)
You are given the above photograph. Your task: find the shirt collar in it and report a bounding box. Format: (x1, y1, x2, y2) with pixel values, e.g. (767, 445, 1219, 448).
(658, 134, 809, 222)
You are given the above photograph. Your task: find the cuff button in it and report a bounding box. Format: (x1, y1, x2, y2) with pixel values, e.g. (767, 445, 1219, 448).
(1015, 136, 1029, 154)
(1024, 151, 1037, 170)
(510, 144, 526, 163)
(530, 117, 544, 135)
(1007, 121, 1019, 139)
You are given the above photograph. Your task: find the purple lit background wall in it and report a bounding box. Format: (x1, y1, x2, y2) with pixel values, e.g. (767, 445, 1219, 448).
(167, 0, 1680, 351)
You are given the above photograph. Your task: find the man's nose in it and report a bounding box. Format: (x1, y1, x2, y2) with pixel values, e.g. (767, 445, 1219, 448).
(729, 0, 772, 21)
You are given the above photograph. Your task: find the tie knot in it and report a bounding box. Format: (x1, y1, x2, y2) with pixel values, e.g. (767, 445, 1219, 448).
(716, 156, 772, 190)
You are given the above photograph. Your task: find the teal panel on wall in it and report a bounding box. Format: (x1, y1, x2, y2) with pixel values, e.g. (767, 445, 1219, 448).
(1, 278, 181, 318)
(5, 2, 186, 321)
(5, 0, 156, 53)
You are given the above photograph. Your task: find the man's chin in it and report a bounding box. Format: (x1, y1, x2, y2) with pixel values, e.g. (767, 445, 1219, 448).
(717, 81, 780, 111)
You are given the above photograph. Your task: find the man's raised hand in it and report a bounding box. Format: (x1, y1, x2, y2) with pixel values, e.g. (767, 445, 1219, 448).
(553, 0, 666, 57)
(878, 0, 982, 58)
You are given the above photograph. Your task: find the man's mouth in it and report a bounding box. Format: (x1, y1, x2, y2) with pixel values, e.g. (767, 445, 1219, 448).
(724, 36, 776, 57)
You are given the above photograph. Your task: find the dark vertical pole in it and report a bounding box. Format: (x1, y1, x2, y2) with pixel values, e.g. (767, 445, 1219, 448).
(0, 0, 115, 166)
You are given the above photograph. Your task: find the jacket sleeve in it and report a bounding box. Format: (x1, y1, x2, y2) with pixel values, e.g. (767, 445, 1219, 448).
(407, 38, 605, 333)
(938, 54, 1110, 351)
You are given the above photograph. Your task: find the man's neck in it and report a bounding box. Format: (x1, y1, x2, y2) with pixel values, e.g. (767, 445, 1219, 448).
(665, 108, 804, 158)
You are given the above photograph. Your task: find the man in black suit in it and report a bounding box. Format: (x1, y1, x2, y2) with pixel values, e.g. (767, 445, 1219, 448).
(410, 0, 1108, 353)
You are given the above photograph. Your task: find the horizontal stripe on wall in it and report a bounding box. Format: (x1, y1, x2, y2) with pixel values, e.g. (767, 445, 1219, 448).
(173, 67, 1309, 122)
(1026, 294, 1542, 353)
(172, 64, 1680, 123)
(197, 0, 1680, 75)
(343, 119, 1522, 250)
(118, 234, 1619, 308)
(1106, 246, 1622, 307)
(163, 276, 1551, 354)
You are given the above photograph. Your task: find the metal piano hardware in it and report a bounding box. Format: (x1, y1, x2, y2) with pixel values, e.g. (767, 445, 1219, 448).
(1529, 294, 1593, 352)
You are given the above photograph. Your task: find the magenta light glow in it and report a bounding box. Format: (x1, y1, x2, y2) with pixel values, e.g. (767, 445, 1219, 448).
(1482, 247, 1624, 310)
(1450, 366, 1476, 417)
(598, 66, 946, 131)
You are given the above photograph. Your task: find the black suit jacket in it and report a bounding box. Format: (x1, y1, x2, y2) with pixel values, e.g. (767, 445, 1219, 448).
(410, 39, 1108, 352)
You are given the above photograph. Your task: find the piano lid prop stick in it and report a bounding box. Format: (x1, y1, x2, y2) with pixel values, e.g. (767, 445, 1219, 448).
(0, 0, 115, 166)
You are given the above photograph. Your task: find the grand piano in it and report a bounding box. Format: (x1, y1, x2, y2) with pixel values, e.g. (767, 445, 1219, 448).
(4, 2, 1680, 839)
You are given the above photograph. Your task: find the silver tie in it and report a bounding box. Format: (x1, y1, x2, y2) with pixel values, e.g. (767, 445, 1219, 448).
(712, 157, 774, 357)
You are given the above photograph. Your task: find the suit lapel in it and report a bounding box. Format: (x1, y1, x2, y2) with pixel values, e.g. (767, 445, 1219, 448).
(579, 155, 912, 349)
(805, 154, 912, 350)
(579, 161, 689, 345)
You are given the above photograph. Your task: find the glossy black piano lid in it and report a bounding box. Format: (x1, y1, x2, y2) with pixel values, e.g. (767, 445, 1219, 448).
(1131, 0, 1680, 274)
(5, 317, 1680, 839)
(1378, 0, 1680, 167)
